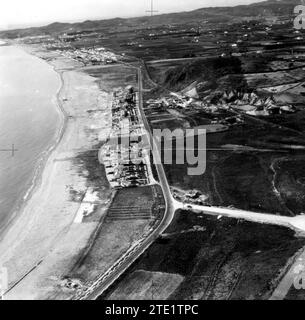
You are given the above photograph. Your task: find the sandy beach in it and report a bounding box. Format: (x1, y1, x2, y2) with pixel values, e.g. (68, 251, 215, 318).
(0, 46, 116, 299)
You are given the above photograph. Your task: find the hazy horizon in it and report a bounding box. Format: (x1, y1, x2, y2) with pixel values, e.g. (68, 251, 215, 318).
(1, 0, 266, 30)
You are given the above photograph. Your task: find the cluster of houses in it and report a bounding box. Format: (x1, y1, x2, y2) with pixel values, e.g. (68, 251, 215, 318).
(60, 47, 118, 65)
(171, 187, 209, 205)
(146, 84, 207, 112)
(20, 34, 119, 66)
(146, 95, 197, 110)
(43, 39, 72, 50)
(149, 86, 296, 119)
(146, 90, 244, 129)
(101, 87, 153, 189)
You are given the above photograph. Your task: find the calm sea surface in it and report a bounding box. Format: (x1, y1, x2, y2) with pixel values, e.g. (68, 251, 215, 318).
(0, 45, 61, 232)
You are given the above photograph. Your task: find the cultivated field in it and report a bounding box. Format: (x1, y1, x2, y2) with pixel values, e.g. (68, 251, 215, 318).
(103, 210, 305, 300)
(108, 270, 184, 300)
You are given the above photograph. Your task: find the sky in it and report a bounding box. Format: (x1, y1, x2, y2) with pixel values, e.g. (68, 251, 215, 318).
(0, 0, 266, 30)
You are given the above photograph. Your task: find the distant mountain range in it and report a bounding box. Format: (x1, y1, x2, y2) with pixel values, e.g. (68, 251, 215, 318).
(0, 0, 302, 38)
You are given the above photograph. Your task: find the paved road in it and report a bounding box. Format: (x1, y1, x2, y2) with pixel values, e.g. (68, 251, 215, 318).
(270, 248, 305, 300)
(77, 67, 179, 300)
(187, 203, 305, 233)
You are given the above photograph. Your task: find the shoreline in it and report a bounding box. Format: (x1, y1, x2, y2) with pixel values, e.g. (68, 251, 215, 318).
(0, 43, 120, 299)
(0, 45, 67, 241)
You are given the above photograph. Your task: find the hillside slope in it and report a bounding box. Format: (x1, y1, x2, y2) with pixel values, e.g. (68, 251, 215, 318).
(161, 57, 247, 95)
(0, 0, 301, 38)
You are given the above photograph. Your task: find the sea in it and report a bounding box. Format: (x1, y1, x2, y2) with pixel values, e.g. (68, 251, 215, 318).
(0, 43, 62, 233)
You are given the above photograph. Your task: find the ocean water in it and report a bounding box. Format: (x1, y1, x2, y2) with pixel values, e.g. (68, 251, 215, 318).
(0, 45, 62, 232)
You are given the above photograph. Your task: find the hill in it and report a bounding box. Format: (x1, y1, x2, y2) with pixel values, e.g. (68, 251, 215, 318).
(0, 0, 302, 39)
(161, 57, 247, 96)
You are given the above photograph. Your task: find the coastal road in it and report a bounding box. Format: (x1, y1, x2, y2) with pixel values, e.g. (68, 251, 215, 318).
(77, 66, 180, 300)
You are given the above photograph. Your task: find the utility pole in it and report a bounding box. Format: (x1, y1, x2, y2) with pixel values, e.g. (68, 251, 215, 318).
(196, 25, 201, 36)
(146, 0, 158, 17)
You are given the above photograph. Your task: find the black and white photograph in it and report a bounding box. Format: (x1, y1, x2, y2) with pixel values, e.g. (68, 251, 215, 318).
(1, 0, 305, 306)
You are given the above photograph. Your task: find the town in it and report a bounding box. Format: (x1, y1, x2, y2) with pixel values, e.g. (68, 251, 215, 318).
(100, 86, 154, 188)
